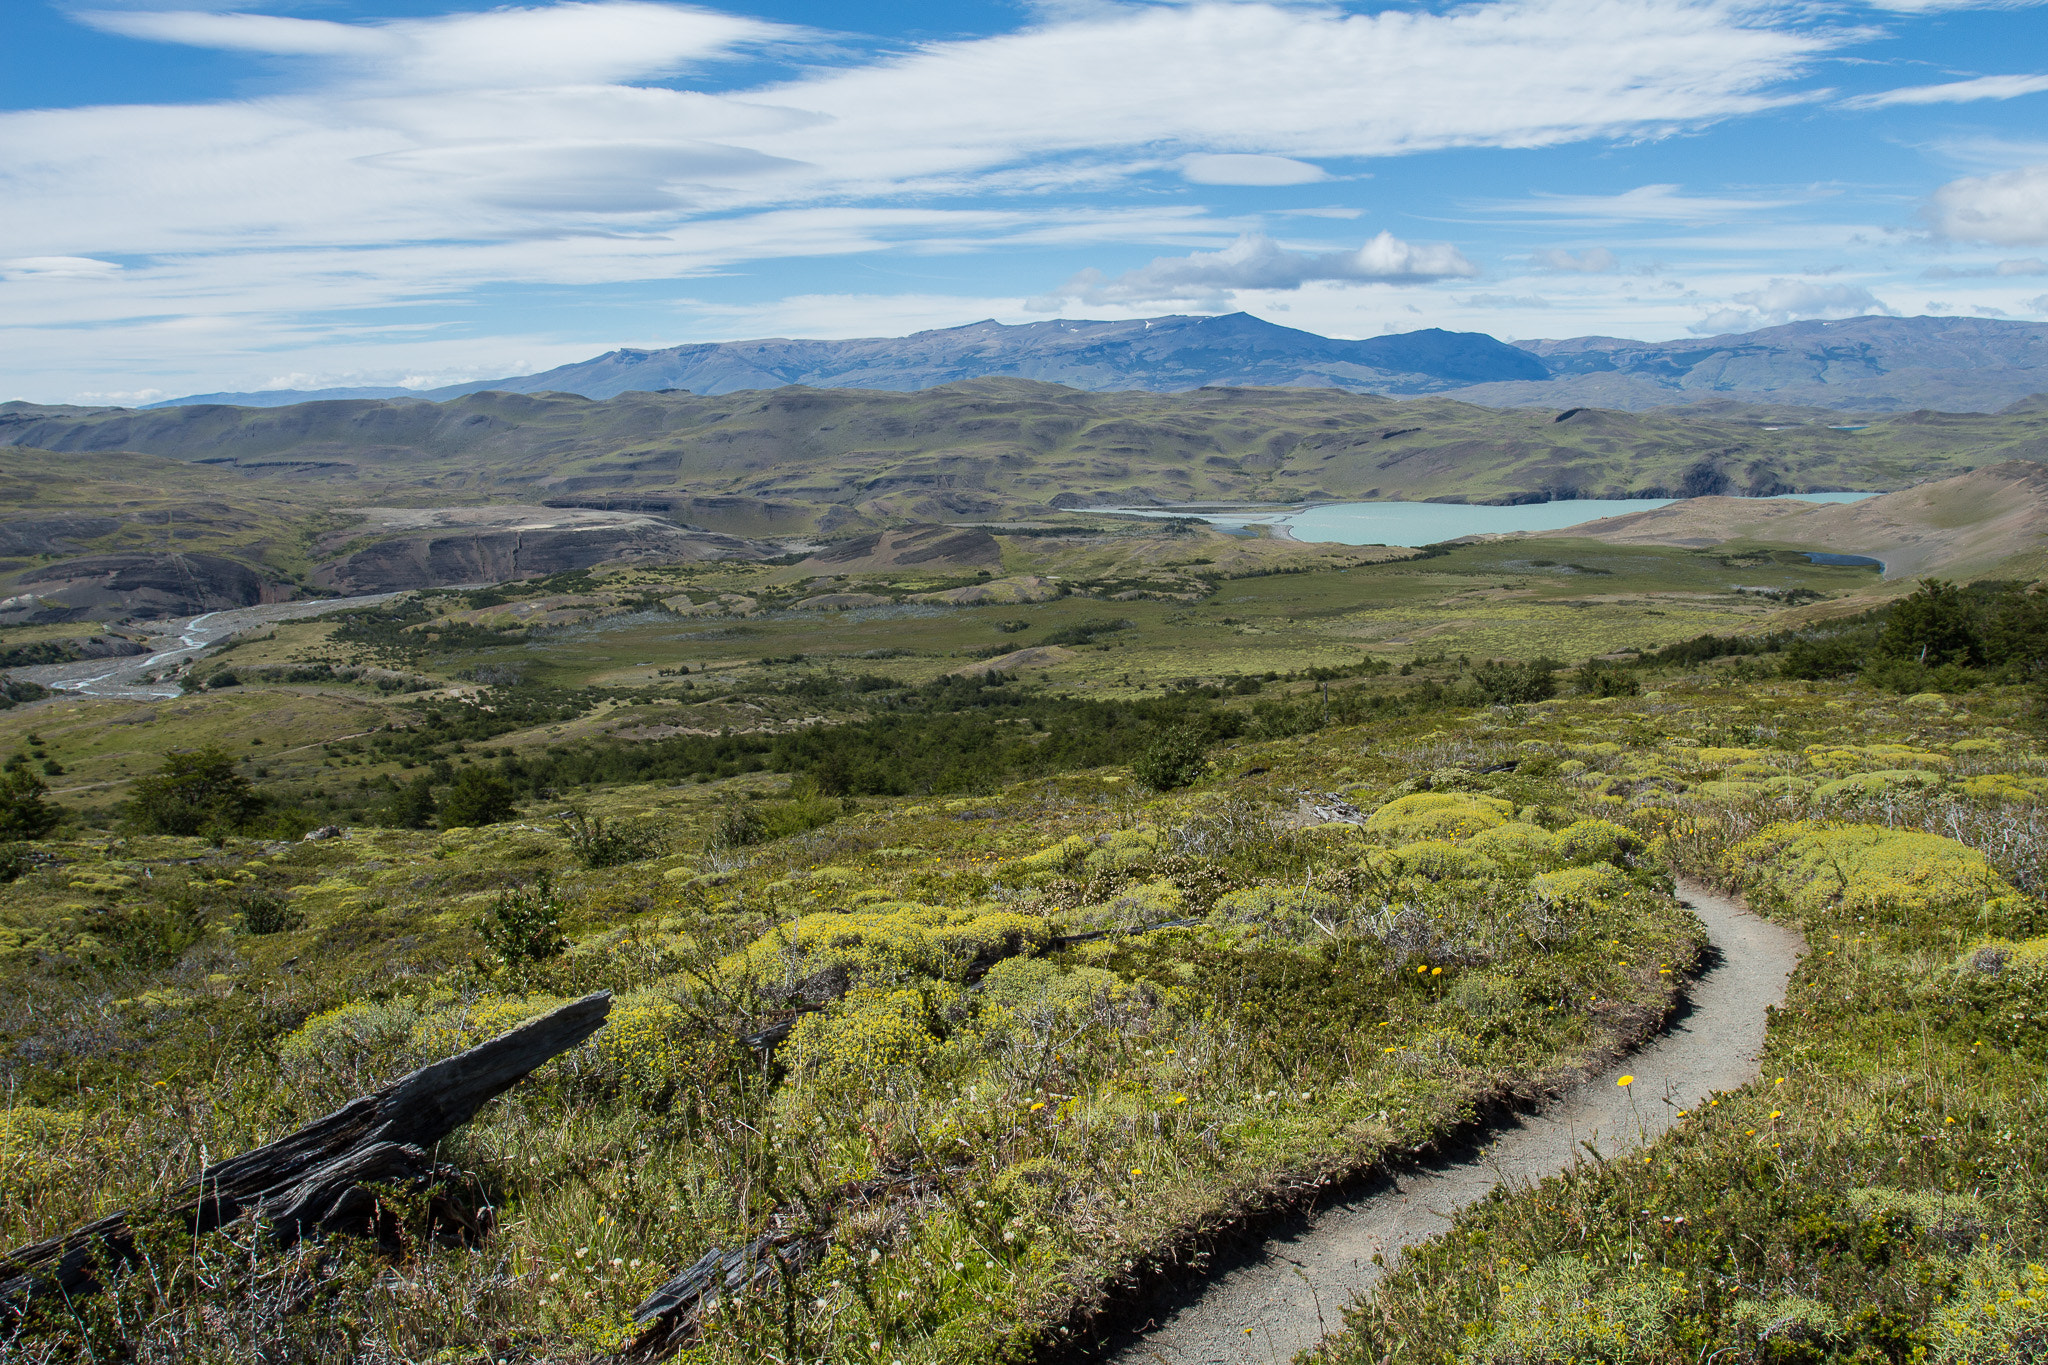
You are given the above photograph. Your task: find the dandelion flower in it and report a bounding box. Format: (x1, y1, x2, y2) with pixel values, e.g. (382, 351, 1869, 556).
(1617, 1075, 1634, 1087)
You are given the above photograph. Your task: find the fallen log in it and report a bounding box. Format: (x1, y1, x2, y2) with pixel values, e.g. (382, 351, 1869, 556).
(0, 990, 612, 1310)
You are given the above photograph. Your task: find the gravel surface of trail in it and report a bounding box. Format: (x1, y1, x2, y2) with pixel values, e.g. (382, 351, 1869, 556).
(1101, 880, 1803, 1365)
(9, 594, 406, 700)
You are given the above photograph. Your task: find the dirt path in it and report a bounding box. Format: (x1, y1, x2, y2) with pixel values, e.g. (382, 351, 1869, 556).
(1101, 880, 1803, 1365)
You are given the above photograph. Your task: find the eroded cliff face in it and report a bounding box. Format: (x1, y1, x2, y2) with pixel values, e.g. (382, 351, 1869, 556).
(0, 552, 271, 623)
(308, 506, 774, 593)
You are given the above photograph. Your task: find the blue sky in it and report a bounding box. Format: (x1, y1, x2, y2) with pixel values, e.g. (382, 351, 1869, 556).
(4, 0, 2048, 404)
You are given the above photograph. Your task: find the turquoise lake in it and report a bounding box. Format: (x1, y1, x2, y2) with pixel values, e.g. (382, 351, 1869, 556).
(1089, 492, 1876, 548)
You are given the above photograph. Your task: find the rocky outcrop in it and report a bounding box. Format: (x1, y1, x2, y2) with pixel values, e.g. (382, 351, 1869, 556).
(1, 552, 271, 622)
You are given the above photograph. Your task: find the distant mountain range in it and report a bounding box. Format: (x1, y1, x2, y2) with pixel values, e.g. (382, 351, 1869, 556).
(147, 313, 2048, 414)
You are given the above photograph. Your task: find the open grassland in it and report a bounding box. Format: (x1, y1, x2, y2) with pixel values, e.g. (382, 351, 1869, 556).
(0, 659, 2044, 1361)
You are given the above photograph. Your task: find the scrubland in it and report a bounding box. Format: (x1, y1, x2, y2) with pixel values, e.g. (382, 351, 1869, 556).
(0, 552, 2042, 1364)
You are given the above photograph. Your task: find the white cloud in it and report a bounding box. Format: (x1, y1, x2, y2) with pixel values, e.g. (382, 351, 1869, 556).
(1533, 247, 1619, 272)
(1854, 0, 2048, 10)
(1844, 72, 2048, 108)
(1179, 154, 1327, 186)
(1, 256, 123, 281)
(1481, 183, 1805, 224)
(1026, 231, 1478, 309)
(1927, 164, 2048, 245)
(1921, 257, 2047, 277)
(79, 3, 784, 91)
(0, 0, 1864, 396)
(1689, 277, 1894, 333)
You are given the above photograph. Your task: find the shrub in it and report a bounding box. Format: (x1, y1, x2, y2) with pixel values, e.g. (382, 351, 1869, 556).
(1462, 1255, 1682, 1364)
(476, 871, 569, 965)
(1573, 661, 1640, 698)
(124, 747, 262, 837)
(707, 800, 767, 849)
(559, 807, 664, 868)
(791, 986, 941, 1081)
(439, 768, 517, 828)
(1472, 659, 1557, 705)
(1365, 792, 1513, 841)
(230, 889, 300, 936)
(1133, 724, 1211, 790)
(0, 760, 59, 841)
(1554, 819, 1640, 867)
(1724, 821, 2032, 929)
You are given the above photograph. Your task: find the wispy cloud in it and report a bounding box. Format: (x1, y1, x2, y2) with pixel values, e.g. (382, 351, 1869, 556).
(1533, 247, 1620, 272)
(1844, 72, 2048, 108)
(1921, 257, 2047, 277)
(1477, 184, 1806, 224)
(1027, 232, 1478, 310)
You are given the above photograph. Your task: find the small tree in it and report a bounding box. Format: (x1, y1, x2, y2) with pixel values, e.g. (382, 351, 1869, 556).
(125, 747, 261, 837)
(1133, 724, 1211, 791)
(0, 759, 59, 841)
(386, 775, 438, 830)
(1878, 579, 1980, 667)
(1472, 660, 1557, 705)
(440, 768, 517, 828)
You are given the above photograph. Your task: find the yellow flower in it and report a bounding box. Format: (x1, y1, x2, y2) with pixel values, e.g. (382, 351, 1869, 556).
(1617, 1075, 1634, 1087)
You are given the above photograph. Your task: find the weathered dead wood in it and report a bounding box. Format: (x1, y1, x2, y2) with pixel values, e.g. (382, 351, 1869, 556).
(625, 1168, 946, 1360)
(0, 990, 612, 1309)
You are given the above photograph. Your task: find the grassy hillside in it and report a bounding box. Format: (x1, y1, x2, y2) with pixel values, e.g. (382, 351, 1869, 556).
(6, 383, 2048, 539)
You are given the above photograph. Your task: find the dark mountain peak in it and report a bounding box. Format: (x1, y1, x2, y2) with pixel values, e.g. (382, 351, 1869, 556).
(135, 312, 2048, 415)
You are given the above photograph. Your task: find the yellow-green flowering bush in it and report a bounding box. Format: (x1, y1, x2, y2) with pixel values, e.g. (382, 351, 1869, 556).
(1366, 792, 1512, 841)
(1464, 822, 1558, 862)
(1529, 863, 1627, 910)
(1459, 1256, 1683, 1364)
(1554, 819, 1639, 867)
(1813, 769, 1947, 802)
(1925, 1252, 2048, 1364)
(1725, 822, 2028, 924)
(0, 1107, 106, 1212)
(725, 905, 1052, 987)
(791, 986, 943, 1080)
(1082, 827, 1159, 872)
(979, 957, 1130, 1011)
(1000, 834, 1091, 876)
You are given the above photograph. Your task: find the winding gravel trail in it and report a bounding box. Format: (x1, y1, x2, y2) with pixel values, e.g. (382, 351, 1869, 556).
(1102, 880, 1804, 1365)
